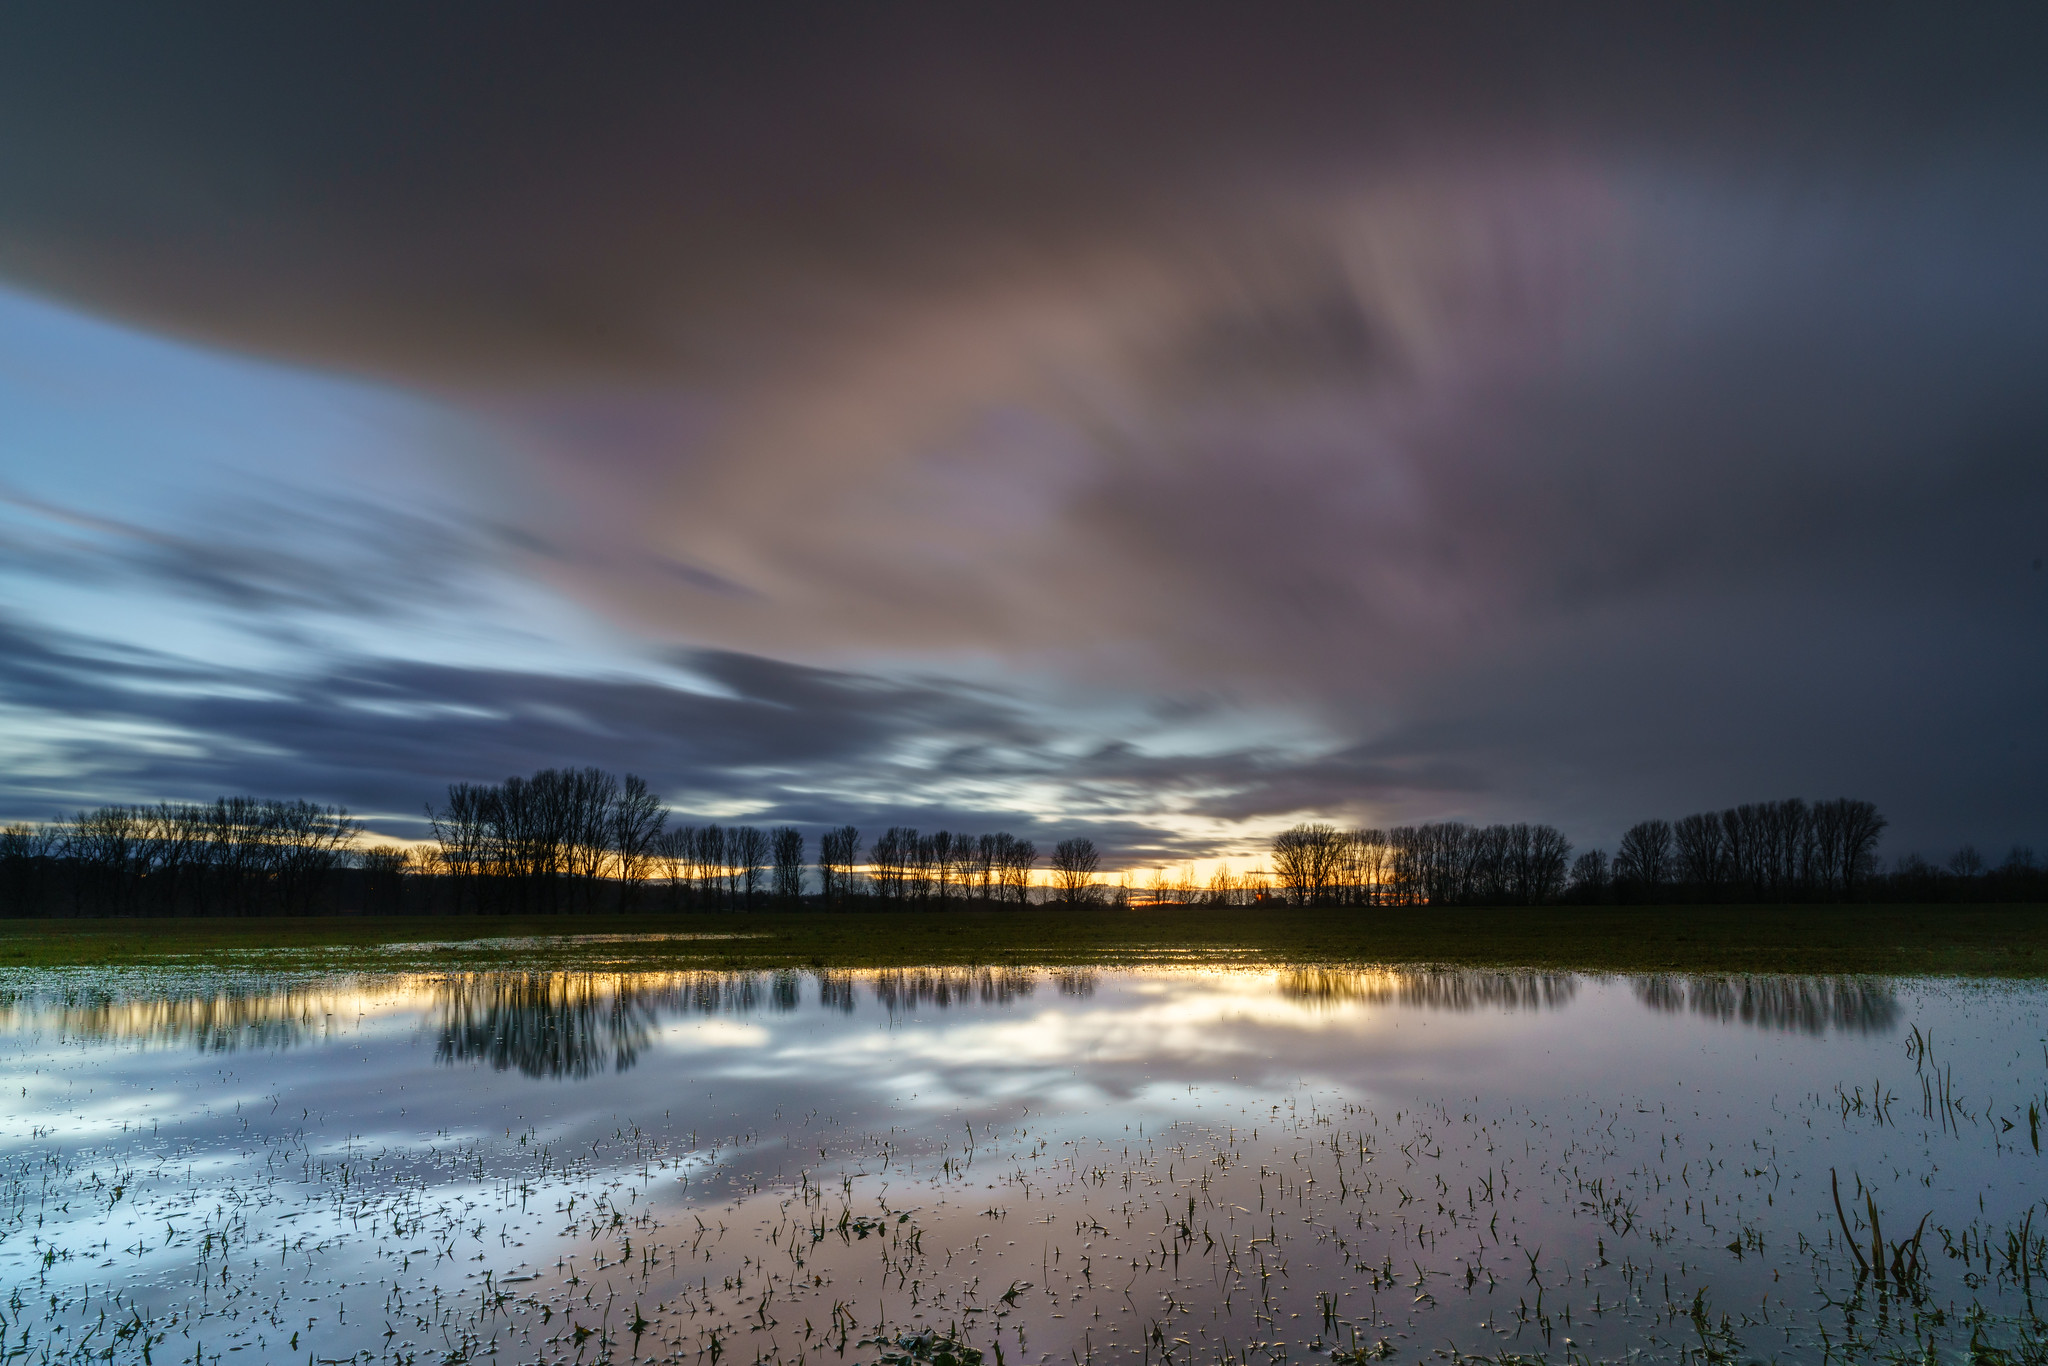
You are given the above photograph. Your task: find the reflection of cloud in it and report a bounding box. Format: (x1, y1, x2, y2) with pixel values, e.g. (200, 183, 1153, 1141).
(1631, 975, 1900, 1035)
(2, 967, 1903, 1086)
(0, 968, 1111, 1079)
(435, 970, 812, 1077)
(1277, 968, 1578, 1013)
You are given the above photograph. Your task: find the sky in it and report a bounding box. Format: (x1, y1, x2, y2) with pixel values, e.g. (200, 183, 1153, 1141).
(1, 6, 2044, 867)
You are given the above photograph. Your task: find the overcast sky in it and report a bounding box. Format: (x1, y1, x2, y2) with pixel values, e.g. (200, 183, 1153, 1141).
(1, 6, 2044, 865)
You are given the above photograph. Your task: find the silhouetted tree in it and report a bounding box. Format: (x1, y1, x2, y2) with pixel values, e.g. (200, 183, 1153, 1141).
(0, 823, 55, 916)
(817, 826, 860, 902)
(694, 824, 728, 907)
(1818, 798, 1886, 898)
(67, 805, 142, 915)
(869, 828, 910, 900)
(1569, 849, 1610, 903)
(358, 846, 412, 913)
(998, 835, 1037, 904)
(929, 835, 958, 909)
(771, 826, 805, 902)
(653, 825, 692, 907)
(264, 799, 362, 914)
(1672, 812, 1726, 899)
(1615, 819, 1673, 900)
(609, 774, 666, 896)
(945, 832, 977, 904)
(1271, 823, 1348, 904)
(1050, 837, 1101, 904)
(730, 825, 768, 906)
(907, 831, 937, 901)
(428, 783, 497, 912)
(1351, 829, 1392, 906)
(1507, 824, 1572, 904)
(971, 834, 1001, 900)
(565, 767, 619, 904)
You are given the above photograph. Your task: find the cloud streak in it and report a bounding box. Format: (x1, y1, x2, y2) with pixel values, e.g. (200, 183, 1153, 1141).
(0, 7, 2045, 857)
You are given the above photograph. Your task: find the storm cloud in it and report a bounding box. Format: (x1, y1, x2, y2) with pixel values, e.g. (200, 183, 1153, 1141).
(1, 5, 2044, 859)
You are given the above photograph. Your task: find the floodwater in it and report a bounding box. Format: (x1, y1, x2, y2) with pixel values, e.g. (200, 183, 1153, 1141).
(0, 962, 2043, 1365)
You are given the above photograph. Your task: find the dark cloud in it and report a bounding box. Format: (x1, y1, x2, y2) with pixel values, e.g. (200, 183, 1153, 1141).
(0, 484, 487, 624)
(1, 6, 2045, 856)
(0, 605, 1511, 860)
(4, 7, 2045, 377)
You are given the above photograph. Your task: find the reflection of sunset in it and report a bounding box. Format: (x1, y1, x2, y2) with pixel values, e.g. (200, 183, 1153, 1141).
(0, 962, 2031, 1366)
(0, 966, 1900, 1072)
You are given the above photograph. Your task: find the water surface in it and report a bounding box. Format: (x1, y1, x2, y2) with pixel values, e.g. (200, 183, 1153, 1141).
(1, 963, 2042, 1364)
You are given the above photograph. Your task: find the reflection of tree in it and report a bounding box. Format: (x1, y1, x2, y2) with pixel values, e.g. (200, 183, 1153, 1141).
(1276, 968, 1579, 1012)
(433, 973, 665, 1079)
(870, 968, 1040, 1012)
(1632, 975, 1899, 1035)
(0, 985, 348, 1052)
(1055, 970, 1098, 998)
(5, 966, 1105, 1075)
(817, 971, 858, 1013)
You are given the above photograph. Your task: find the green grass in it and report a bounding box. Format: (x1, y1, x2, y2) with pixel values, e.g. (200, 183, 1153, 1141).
(0, 902, 2043, 976)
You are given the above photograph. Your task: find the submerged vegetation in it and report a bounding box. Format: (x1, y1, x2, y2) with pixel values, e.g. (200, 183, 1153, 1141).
(0, 966, 2043, 1365)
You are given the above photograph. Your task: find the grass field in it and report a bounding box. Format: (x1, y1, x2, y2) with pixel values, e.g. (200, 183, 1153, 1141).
(0, 902, 2042, 975)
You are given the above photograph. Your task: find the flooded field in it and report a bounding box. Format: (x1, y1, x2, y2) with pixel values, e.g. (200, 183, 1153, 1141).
(0, 961, 2042, 1365)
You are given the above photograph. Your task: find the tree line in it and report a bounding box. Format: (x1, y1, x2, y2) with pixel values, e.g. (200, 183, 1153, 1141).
(0, 768, 1100, 916)
(1259, 796, 2045, 905)
(0, 797, 368, 917)
(1578, 798, 1889, 903)
(2, 771, 2041, 917)
(423, 770, 1096, 911)
(1263, 822, 1573, 906)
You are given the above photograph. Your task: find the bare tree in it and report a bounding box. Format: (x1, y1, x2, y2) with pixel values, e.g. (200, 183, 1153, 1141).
(1813, 798, 1886, 898)
(1499, 823, 1572, 904)
(771, 826, 805, 902)
(907, 831, 936, 901)
(1271, 823, 1348, 904)
(730, 825, 769, 906)
(65, 805, 141, 915)
(1615, 819, 1673, 900)
(928, 831, 956, 906)
(972, 834, 1000, 901)
(998, 835, 1037, 905)
(264, 799, 362, 914)
(429, 783, 497, 913)
(1205, 863, 1244, 906)
(698, 824, 728, 908)
(817, 826, 860, 902)
(609, 774, 665, 899)
(868, 827, 910, 900)
(1672, 812, 1725, 898)
(1569, 848, 1610, 903)
(946, 832, 977, 904)
(1050, 837, 1101, 904)
(356, 845, 411, 914)
(136, 802, 206, 916)
(0, 822, 56, 916)
(1351, 829, 1391, 906)
(1723, 804, 1771, 901)
(1528, 825, 1573, 902)
(654, 825, 692, 908)
(1467, 825, 1511, 903)
(1413, 823, 1473, 906)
